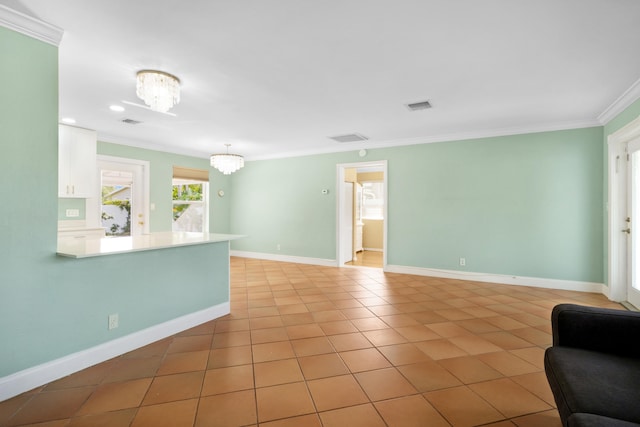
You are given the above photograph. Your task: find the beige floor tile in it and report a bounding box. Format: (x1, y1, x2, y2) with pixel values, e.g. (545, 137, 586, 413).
(511, 372, 557, 407)
(143, 371, 204, 405)
(414, 339, 468, 360)
(469, 378, 552, 418)
(259, 414, 323, 427)
(397, 361, 462, 392)
(318, 403, 386, 427)
(254, 358, 304, 388)
(298, 353, 350, 380)
(478, 351, 540, 376)
(363, 328, 408, 346)
(201, 364, 254, 396)
(290, 336, 334, 357)
(211, 331, 251, 349)
(5, 388, 94, 426)
(328, 332, 372, 351)
(256, 382, 316, 422)
(355, 367, 418, 401)
(76, 379, 152, 416)
(131, 399, 198, 427)
(375, 395, 450, 427)
(68, 408, 137, 427)
(252, 341, 296, 363)
(438, 356, 503, 384)
(425, 386, 504, 427)
(307, 374, 369, 411)
(195, 390, 257, 427)
(378, 343, 432, 366)
(250, 327, 289, 344)
(207, 346, 252, 369)
(340, 348, 392, 372)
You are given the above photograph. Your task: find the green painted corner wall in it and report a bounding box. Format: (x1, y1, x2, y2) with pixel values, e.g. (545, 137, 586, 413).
(0, 27, 230, 378)
(230, 127, 605, 283)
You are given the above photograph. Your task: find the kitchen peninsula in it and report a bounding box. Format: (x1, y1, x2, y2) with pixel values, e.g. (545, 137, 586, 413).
(57, 231, 243, 258)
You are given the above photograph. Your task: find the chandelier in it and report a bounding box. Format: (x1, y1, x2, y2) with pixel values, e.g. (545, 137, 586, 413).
(210, 144, 245, 175)
(136, 70, 180, 112)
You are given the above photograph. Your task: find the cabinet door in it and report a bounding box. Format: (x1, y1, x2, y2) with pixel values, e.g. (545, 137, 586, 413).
(58, 125, 97, 198)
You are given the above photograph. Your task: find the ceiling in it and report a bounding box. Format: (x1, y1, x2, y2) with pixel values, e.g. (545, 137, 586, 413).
(5, 0, 640, 160)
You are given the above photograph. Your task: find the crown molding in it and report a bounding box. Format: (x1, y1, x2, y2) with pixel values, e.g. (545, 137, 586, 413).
(0, 4, 63, 46)
(245, 119, 601, 161)
(598, 76, 640, 125)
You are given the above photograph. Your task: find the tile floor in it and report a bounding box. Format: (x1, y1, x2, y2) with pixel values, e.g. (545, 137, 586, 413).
(0, 257, 623, 427)
(345, 250, 383, 268)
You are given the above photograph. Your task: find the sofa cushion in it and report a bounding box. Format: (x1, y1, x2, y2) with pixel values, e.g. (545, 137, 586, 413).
(568, 413, 640, 427)
(545, 347, 640, 424)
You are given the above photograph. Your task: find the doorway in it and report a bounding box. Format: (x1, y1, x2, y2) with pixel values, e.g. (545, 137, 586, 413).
(607, 115, 640, 307)
(86, 156, 150, 236)
(337, 161, 388, 269)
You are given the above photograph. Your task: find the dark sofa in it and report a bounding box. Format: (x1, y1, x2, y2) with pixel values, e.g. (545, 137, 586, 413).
(544, 304, 640, 427)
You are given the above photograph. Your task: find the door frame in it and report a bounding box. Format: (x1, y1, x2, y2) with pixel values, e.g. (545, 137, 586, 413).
(336, 160, 388, 269)
(607, 115, 640, 301)
(86, 155, 150, 235)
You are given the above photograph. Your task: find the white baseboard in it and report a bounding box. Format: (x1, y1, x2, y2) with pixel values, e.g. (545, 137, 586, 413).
(230, 250, 337, 267)
(384, 264, 604, 293)
(0, 302, 230, 402)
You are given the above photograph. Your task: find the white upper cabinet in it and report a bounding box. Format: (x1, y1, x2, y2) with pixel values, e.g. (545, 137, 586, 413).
(58, 124, 97, 198)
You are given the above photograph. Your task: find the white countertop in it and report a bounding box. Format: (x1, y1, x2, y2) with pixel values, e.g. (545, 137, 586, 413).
(57, 232, 244, 258)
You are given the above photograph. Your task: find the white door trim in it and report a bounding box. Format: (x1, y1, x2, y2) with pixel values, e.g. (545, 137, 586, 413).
(336, 160, 388, 268)
(607, 115, 640, 301)
(87, 155, 150, 235)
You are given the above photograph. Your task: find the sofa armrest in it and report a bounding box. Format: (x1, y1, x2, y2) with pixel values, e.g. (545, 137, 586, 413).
(551, 303, 640, 358)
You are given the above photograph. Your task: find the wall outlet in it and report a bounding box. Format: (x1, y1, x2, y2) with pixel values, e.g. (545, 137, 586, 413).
(276, 244, 281, 251)
(459, 258, 466, 266)
(65, 209, 80, 217)
(108, 313, 119, 330)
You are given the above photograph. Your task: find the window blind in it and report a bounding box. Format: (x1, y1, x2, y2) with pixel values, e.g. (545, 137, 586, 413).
(172, 166, 209, 182)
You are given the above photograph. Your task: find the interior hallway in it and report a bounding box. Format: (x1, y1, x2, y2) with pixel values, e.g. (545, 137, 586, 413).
(0, 257, 622, 426)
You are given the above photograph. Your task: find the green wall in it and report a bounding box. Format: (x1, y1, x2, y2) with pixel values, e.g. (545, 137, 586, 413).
(0, 27, 230, 378)
(59, 143, 231, 233)
(230, 127, 604, 283)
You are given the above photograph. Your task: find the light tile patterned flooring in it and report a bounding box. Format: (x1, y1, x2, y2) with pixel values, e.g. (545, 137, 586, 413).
(345, 250, 383, 268)
(0, 257, 623, 427)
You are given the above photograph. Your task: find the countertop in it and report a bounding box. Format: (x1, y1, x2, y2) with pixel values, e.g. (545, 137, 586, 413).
(57, 232, 244, 258)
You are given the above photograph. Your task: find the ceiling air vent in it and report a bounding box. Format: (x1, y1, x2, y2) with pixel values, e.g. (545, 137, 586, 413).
(405, 100, 432, 111)
(122, 118, 142, 125)
(329, 133, 369, 143)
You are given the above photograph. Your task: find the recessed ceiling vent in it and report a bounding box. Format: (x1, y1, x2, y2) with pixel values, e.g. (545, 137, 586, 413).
(329, 133, 369, 143)
(406, 100, 432, 111)
(122, 118, 142, 125)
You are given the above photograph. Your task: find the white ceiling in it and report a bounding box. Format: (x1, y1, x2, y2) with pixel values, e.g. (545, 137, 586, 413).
(6, 0, 640, 160)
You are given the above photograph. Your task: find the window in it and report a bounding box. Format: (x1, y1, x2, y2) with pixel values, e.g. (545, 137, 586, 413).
(172, 167, 209, 232)
(362, 181, 384, 219)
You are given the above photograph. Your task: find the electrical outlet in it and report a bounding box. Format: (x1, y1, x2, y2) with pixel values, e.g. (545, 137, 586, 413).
(277, 244, 281, 251)
(459, 258, 466, 266)
(108, 313, 119, 330)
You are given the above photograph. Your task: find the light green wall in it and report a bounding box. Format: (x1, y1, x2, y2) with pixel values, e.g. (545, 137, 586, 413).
(58, 143, 231, 233)
(230, 127, 604, 283)
(0, 27, 230, 378)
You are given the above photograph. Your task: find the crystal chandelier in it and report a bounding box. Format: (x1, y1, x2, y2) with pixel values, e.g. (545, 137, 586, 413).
(210, 144, 245, 175)
(136, 70, 180, 112)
